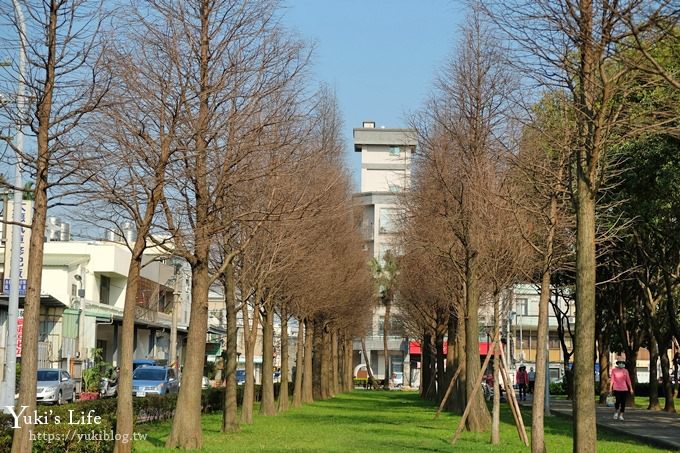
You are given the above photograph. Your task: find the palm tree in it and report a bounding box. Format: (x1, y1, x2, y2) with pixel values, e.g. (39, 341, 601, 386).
(370, 249, 398, 390)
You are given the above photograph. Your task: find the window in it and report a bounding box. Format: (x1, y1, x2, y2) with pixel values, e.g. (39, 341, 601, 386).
(100, 276, 110, 305)
(387, 183, 401, 193)
(549, 333, 562, 349)
(377, 316, 385, 335)
(379, 209, 399, 234)
(388, 146, 400, 156)
(516, 298, 528, 316)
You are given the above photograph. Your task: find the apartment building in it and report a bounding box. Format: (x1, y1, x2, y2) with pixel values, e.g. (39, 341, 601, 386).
(0, 204, 190, 389)
(352, 121, 417, 384)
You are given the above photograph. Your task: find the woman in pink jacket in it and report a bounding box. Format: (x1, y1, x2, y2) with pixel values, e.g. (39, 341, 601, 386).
(610, 359, 634, 420)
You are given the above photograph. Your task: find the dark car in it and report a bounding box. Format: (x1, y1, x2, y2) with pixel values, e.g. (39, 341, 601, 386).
(132, 366, 178, 397)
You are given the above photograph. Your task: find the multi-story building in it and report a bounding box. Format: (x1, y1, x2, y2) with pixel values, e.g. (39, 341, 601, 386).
(0, 205, 190, 391)
(352, 121, 417, 384)
(500, 284, 573, 383)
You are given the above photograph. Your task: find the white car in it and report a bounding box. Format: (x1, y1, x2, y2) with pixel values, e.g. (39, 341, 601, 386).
(391, 372, 404, 388)
(37, 369, 76, 405)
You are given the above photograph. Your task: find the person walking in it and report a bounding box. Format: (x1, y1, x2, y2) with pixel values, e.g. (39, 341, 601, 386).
(610, 359, 634, 420)
(516, 366, 529, 401)
(528, 367, 536, 394)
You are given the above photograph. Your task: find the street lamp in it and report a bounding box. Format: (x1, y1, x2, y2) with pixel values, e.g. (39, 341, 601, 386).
(0, 0, 27, 413)
(519, 307, 524, 364)
(508, 310, 516, 366)
(74, 274, 84, 358)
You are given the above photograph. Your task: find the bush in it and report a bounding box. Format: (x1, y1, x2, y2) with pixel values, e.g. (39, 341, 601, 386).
(0, 394, 170, 451)
(549, 381, 566, 395)
(0, 383, 298, 450)
(82, 348, 112, 392)
(632, 382, 666, 397)
(0, 400, 118, 452)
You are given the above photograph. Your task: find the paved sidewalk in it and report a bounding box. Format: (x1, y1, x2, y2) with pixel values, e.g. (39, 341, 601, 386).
(519, 396, 680, 451)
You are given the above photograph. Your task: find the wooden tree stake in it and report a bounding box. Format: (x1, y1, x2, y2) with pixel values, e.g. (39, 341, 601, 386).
(499, 343, 529, 446)
(435, 362, 463, 419)
(451, 330, 499, 444)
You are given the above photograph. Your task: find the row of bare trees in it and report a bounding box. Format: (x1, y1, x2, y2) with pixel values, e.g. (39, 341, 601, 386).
(390, 1, 679, 452)
(0, 0, 375, 451)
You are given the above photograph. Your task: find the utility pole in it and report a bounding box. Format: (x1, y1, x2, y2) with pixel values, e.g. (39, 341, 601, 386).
(1, 0, 26, 413)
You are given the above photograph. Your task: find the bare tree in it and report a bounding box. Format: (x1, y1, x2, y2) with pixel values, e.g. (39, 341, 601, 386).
(149, 0, 310, 447)
(506, 92, 575, 452)
(0, 2, 108, 451)
(406, 8, 515, 432)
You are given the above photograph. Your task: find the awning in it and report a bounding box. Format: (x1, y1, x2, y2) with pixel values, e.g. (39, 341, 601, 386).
(0, 294, 68, 307)
(409, 341, 491, 356)
(85, 310, 114, 322)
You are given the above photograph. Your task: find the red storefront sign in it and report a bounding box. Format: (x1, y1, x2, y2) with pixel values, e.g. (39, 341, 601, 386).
(409, 340, 492, 356)
(16, 316, 23, 357)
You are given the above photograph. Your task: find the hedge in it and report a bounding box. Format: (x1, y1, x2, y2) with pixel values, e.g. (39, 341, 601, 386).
(0, 383, 296, 452)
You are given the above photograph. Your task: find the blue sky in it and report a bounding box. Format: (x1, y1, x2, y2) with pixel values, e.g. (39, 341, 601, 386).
(281, 0, 465, 189)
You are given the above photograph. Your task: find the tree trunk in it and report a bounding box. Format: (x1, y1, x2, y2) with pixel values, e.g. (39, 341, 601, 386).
(12, 157, 48, 453)
(648, 336, 660, 410)
(260, 305, 275, 415)
(114, 249, 144, 453)
(464, 254, 491, 432)
(361, 337, 376, 386)
(292, 318, 304, 408)
(240, 292, 260, 425)
(660, 348, 676, 413)
(454, 311, 467, 412)
(383, 301, 391, 390)
(420, 330, 431, 399)
(491, 295, 501, 445)
(222, 263, 239, 431)
(597, 334, 610, 405)
(445, 313, 462, 413)
(331, 329, 340, 396)
(436, 331, 445, 401)
(166, 262, 210, 448)
(312, 318, 323, 400)
(573, 174, 597, 452)
(531, 268, 551, 453)
(345, 335, 354, 392)
(422, 331, 438, 400)
(278, 308, 289, 412)
(302, 319, 314, 403)
(320, 324, 330, 399)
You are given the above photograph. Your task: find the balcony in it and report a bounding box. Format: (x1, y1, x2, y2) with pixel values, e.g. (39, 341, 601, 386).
(354, 336, 405, 352)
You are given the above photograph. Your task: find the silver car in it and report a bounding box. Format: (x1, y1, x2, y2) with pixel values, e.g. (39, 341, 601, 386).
(37, 368, 76, 405)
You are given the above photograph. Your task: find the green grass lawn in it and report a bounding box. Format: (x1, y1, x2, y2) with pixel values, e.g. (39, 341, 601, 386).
(134, 391, 670, 452)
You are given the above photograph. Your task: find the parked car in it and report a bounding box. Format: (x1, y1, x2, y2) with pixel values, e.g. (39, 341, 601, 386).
(391, 372, 404, 388)
(37, 369, 75, 405)
(235, 369, 247, 385)
(202, 376, 210, 390)
(132, 366, 179, 397)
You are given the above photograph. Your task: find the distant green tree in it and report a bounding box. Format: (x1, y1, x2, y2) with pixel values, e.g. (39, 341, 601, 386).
(370, 250, 398, 390)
